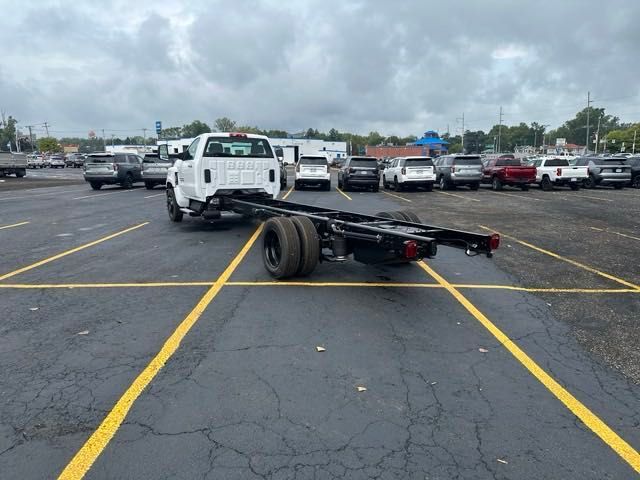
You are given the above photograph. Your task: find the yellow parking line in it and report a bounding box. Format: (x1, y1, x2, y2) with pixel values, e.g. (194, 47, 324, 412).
(381, 191, 412, 203)
(336, 187, 352, 201)
(435, 190, 481, 202)
(589, 226, 640, 242)
(0, 221, 30, 230)
(72, 189, 135, 200)
(0, 282, 212, 289)
(0, 223, 149, 282)
(57, 224, 264, 480)
(453, 284, 638, 294)
(418, 261, 640, 473)
(226, 281, 440, 288)
(281, 186, 293, 200)
(143, 193, 164, 199)
(479, 226, 640, 291)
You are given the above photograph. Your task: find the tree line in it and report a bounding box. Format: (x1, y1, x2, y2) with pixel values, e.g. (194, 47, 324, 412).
(1, 109, 637, 154)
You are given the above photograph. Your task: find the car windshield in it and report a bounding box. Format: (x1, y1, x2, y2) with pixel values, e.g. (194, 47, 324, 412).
(454, 157, 482, 165)
(203, 137, 273, 158)
(299, 157, 328, 165)
(496, 159, 522, 166)
(405, 158, 433, 167)
(350, 158, 377, 167)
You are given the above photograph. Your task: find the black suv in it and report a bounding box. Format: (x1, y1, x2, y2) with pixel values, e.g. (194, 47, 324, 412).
(83, 153, 143, 189)
(626, 156, 640, 188)
(337, 156, 380, 191)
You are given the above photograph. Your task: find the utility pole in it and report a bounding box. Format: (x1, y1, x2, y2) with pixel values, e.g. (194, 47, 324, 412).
(461, 113, 465, 153)
(27, 125, 35, 152)
(633, 130, 637, 154)
(585, 91, 593, 152)
(43, 121, 49, 136)
(497, 106, 503, 153)
(102, 129, 106, 152)
(594, 115, 601, 154)
(111, 134, 115, 148)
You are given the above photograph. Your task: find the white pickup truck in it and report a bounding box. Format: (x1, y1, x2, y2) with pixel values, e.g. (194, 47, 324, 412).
(161, 132, 280, 221)
(530, 157, 588, 191)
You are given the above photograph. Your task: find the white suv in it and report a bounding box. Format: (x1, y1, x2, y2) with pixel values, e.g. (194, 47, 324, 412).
(294, 155, 331, 191)
(383, 156, 436, 191)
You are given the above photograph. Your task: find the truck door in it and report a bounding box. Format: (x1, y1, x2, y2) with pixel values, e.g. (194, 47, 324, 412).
(179, 138, 200, 198)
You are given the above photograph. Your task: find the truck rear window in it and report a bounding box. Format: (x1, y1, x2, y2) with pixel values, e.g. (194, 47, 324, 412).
(496, 159, 522, 166)
(405, 158, 433, 167)
(454, 157, 482, 165)
(299, 157, 328, 166)
(203, 137, 273, 158)
(350, 159, 377, 167)
(545, 159, 569, 167)
(593, 158, 627, 165)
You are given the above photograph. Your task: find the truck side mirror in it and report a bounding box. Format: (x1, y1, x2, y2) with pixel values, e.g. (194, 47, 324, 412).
(158, 144, 169, 162)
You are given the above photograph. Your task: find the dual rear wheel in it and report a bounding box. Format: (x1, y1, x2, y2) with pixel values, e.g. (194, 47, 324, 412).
(262, 216, 321, 279)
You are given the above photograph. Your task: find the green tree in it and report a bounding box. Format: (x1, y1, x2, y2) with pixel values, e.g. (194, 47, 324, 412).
(182, 120, 211, 137)
(547, 107, 620, 147)
(215, 117, 237, 132)
(237, 125, 263, 134)
(37, 137, 61, 153)
(264, 129, 288, 138)
(0, 115, 18, 151)
(160, 126, 182, 138)
(328, 128, 340, 141)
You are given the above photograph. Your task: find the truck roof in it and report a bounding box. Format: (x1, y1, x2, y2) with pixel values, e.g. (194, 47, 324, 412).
(200, 132, 269, 141)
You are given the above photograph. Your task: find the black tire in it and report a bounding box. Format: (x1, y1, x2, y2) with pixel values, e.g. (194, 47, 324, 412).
(262, 217, 301, 279)
(291, 216, 320, 276)
(338, 179, 343, 189)
(90, 182, 102, 190)
(633, 176, 640, 189)
(583, 175, 596, 189)
(294, 181, 301, 191)
(376, 211, 406, 221)
(372, 184, 379, 192)
(383, 176, 390, 189)
(15, 169, 25, 178)
(541, 176, 553, 191)
(397, 210, 420, 223)
(323, 182, 331, 191)
(166, 188, 183, 222)
(145, 181, 155, 190)
(425, 183, 434, 192)
(569, 183, 580, 191)
(613, 184, 624, 190)
(121, 174, 133, 189)
(394, 177, 403, 191)
(492, 177, 503, 191)
(342, 179, 349, 191)
(469, 183, 479, 191)
(521, 184, 530, 191)
(439, 176, 448, 190)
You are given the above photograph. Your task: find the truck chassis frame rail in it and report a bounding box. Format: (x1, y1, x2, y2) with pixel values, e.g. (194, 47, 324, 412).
(225, 197, 499, 278)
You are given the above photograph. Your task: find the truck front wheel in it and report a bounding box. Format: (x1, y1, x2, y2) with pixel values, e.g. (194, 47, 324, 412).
(166, 188, 183, 222)
(262, 217, 301, 279)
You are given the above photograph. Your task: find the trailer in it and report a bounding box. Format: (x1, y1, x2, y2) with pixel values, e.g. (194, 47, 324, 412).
(161, 132, 500, 279)
(0, 152, 27, 178)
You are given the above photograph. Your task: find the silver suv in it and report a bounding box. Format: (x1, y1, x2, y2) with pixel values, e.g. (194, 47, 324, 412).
(574, 156, 632, 189)
(434, 155, 483, 190)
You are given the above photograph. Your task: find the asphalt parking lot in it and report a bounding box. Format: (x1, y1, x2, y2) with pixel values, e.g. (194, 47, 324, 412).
(1, 170, 639, 479)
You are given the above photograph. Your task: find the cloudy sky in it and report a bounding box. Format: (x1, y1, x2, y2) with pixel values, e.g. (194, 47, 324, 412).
(1, 0, 639, 139)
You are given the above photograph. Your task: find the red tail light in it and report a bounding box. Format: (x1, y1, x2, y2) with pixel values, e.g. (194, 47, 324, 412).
(556, 168, 562, 176)
(229, 132, 248, 138)
(401, 167, 406, 175)
(489, 233, 500, 250)
(404, 240, 418, 259)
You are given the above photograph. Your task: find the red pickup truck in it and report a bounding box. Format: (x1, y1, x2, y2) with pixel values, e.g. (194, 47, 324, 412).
(482, 157, 537, 191)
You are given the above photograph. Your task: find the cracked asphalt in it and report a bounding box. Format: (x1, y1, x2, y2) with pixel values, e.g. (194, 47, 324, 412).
(0, 171, 638, 479)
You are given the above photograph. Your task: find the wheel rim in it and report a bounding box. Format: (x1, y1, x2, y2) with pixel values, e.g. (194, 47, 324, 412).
(167, 191, 174, 215)
(440, 177, 445, 189)
(493, 178, 498, 189)
(264, 230, 282, 269)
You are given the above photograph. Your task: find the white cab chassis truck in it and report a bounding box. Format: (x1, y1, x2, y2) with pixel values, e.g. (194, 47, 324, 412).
(531, 157, 588, 191)
(161, 133, 500, 279)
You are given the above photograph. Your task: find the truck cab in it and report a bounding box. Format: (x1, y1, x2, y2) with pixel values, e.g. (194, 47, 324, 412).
(162, 132, 280, 221)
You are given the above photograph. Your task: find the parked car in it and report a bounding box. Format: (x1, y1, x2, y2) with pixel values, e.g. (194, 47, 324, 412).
(27, 154, 44, 169)
(41, 154, 51, 168)
(574, 156, 632, 189)
(337, 156, 380, 192)
(383, 156, 436, 191)
(49, 154, 65, 168)
(481, 157, 536, 190)
(434, 155, 483, 190)
(626, 156, 640, 188)
(294, 154, 330, 190)
(530, 157, 588, 190)
(83, 152, 143, 190)
(141, 153, 173, 189)
(279, 160, 287, 189)
(66, 153, 85, 168)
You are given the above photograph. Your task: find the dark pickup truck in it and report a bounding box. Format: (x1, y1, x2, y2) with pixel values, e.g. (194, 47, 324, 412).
(482, 157, 537, 190)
